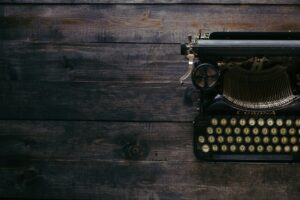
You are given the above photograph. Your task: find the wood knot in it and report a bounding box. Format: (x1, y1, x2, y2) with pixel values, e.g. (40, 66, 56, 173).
(123, 142, 149, 160)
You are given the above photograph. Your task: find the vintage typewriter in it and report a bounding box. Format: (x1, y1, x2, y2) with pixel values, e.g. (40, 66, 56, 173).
(181, 32, 300, 162)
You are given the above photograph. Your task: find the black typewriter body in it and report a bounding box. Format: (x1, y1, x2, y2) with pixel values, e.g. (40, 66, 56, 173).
(181, 32, 300, 162)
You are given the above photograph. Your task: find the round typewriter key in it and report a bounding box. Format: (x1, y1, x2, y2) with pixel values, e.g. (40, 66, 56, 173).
(230, 145, 237, 152)
(202, 144, 210, 153)
(211, 118, 218, 126)
(266, 145, 273, 152)
(257, 145, 264, 152)
(289, 128, 296, 135)
(284, 145, 291, 153)
(295, 119, 300, 127)
(258, 118, 264, 126)
(208, 136, 215, 143)
(239, 118, 246, 126)
(292, 145, 299, 152)
(263, 136, 270, 144)
(254, 136, 261, 143)
(276, 119, 283, 126)
(221, 145, 228, 152)
(271, 127, 277, 135)
(281, 137, 288, 144)
(220, 118, 227, 126)
(234, 127, 241, 135)
(280, 128, 287, 135)
(243, 127, 250, 135)
(275, 145, 282, 152)
(267, 118, 274, 126)
(245, 136, 251, 143)
(239, 145, 246, 152)
(216, 127, 222, 134)
(212, 145, 219, 152)
(230, 118, 237, 126)
(272, 137, 279, 144)
(252, 128, 259, 135)
(249, 118, 256, 126)
(248, 145, 255, 152)
(290, 137, 297, 144)
(217, 136, 224, 143)
(286, 119, 292, 126)
(236, 136, 242, 143)
(262, 127, 268, 135)
(227, 136, 234, 143)
(198, 136, 205, 143)
(207, 127, 214, 134)
(225, 127, 232, 135)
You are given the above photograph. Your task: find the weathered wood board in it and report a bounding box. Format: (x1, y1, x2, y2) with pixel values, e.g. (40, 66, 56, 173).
(0, 42, 185, 82)
(0, 121, 194, 162)
(1, 0, 300, 4)
(0, 82, 197, 121)
(1, 4, 300, 43)
(1, 160, 299, 200)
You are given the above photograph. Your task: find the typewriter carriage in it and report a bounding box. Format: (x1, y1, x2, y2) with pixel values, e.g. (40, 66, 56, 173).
(181, 32, 300, 111)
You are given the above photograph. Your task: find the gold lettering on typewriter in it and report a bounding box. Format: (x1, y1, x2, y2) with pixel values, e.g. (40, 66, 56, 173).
(236, 111, 276, 115)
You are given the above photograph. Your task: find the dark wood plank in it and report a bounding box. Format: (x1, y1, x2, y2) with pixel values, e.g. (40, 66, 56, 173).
(1, 4, 300, 43)
(0, 81, 198, 121)
(0, 160, 299, 200)
(0, 120, 299, 199)
(1, 0, 300, 4)
(1, 42, 186, 82)
(0, 120, 194, 162)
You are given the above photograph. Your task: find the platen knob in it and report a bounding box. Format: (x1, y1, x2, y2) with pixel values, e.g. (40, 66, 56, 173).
(192, 63, 219, 90)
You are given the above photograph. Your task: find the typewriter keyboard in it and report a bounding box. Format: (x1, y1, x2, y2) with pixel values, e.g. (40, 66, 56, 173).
(195, 117, 300, 162)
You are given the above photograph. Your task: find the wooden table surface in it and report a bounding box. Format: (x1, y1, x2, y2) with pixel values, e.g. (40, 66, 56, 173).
(0, 1, 300, 199)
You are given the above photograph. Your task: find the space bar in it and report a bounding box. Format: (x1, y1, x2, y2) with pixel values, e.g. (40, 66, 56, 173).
(212, 154, 294, 161)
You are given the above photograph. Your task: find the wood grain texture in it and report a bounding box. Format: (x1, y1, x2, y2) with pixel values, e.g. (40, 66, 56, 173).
(0, 120, 194, 162)
(0, 42, 185, 82)
(2, 1, 300, 200)
(1, 0, 300, 4)
(1, 119, 297, 200)
(0, 81, 197, 121)
(0, 160, 299, 200)
(1, 4, 300, 43)
(1, 120, 299, 200)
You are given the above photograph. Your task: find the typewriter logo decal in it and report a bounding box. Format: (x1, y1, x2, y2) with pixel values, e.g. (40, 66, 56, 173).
(181, 32, 300, 162)
(236, 111, 276, 115)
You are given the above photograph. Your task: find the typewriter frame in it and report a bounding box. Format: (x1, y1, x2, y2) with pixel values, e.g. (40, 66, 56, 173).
(181, 32, 300, 162)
